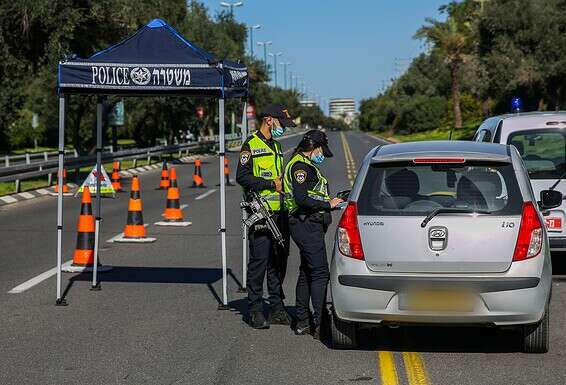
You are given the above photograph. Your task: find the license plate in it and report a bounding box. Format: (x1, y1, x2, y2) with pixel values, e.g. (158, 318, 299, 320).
(545, 217, 562, 231)
(399, 289, 475, 312)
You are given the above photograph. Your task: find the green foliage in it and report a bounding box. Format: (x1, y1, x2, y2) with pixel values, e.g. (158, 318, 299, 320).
(360, 0, 566, 139)
(0, 1, 332, 153)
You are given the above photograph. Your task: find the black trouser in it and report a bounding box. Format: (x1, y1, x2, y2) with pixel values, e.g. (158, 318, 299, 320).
(247, 212, 289, 313)
(289, 214, 330, 326)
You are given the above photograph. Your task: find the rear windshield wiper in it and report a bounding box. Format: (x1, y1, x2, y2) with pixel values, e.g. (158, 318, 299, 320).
(421, 207, 492, 228)
(549, 171, 566, 190)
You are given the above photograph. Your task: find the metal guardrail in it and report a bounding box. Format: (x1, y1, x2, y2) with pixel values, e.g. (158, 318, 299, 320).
(0, 134, 243, 192)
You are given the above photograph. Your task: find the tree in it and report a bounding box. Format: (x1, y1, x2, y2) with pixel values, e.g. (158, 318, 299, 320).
(415, 2, 475, 129)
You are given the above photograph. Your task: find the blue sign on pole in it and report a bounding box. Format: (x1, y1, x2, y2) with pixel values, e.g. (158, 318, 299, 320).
(108, 100, 125, 126)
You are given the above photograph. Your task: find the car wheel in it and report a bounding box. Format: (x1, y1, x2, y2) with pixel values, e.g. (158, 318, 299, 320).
(522, 303, 549, 354)
(331, 310, 357, 349)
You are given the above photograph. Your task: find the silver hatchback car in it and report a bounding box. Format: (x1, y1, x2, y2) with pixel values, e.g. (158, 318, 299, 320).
(330, 141, 562, 353)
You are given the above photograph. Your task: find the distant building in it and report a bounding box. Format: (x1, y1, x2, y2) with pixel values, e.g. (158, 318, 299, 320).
(329, 98, 357, 126)
(300, 99, 318, 108)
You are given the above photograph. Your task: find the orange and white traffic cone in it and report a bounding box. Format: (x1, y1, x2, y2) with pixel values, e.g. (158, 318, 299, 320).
(157, 160, 170, 190)
(224, 156, 234, 186)
(191, 158, 206, 188)
(113, 175, 156, 243)
(155, 167, 192, 226)
(111, 161, 122, 192)
(63, 186, 111, 272)
(51, 168, 73, 196)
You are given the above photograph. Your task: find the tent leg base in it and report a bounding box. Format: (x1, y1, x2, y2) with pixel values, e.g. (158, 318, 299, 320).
(90, 282, 102, 291)
(55, 298, 68, 306)
(217, 303, 229, 311)
(237, 287, 247, 293)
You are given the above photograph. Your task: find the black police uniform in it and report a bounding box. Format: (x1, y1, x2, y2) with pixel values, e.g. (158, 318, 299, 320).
(288, 158, 332, 330)
(236, 131, 290, 318)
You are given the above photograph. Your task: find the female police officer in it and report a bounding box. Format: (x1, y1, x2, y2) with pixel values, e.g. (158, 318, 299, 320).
(283, 130, 343, 338)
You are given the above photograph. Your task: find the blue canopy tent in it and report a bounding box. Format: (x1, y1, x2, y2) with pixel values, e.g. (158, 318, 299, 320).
(55, 19, 248, 308)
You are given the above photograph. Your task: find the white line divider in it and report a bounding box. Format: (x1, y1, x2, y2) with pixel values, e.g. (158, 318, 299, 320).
(8, 260, 73, 294)
(195, 189, 217, 200)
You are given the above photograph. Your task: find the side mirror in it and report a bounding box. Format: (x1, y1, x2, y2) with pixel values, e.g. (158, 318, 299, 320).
(539, 190, 563, 210)
(336, 189, 351, 201)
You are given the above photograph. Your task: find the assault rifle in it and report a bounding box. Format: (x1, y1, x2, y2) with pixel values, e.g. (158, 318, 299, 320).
(241, 191, 284, 246)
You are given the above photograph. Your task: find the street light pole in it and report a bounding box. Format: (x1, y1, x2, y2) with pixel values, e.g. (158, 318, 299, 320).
(248, 25, 261, 57)
(220, 1, 243, 17)
(289, 71, 293, 91)
(257, 41, 272, 76)
(280, 62, 291, 89)
(268, 52, 282, 87)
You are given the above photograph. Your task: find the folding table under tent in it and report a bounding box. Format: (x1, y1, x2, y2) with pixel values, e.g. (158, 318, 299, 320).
(56, 18, 248, 307)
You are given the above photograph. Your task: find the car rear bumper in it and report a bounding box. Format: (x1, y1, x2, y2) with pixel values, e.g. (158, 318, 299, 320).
(330, 250, 551, 327)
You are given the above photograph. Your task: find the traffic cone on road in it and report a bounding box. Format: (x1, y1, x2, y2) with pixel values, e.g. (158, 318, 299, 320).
(155, 167, 192, 226)
(157, 161, 170, 190)
(224, 157, 234, 186)
(191, 158, 206, 188)
(111, 161, 122, 192)
(52, 168, 73, 196)
(63, 186, 112, 273)
(113, 176, 156, 243)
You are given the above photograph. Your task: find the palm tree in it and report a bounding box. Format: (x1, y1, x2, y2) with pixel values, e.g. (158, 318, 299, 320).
(416, 16, 472, 130)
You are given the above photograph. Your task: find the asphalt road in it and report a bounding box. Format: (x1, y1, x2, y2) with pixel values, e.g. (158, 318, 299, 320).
(1, 131, 566, 385)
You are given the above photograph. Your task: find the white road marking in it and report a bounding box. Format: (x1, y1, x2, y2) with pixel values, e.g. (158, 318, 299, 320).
(181, 203, 189, 209)
(0, 196, 18, 204)
(8, 260, 72, 294)
(195, 189, 217, 200)
(18, 192, 35, 199)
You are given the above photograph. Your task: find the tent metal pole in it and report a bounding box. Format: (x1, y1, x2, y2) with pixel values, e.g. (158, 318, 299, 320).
(55, 95, 67, 306)
(218, 97, 229, 310)
(239, 102, 248, 293)
(91, 98, 103, 291)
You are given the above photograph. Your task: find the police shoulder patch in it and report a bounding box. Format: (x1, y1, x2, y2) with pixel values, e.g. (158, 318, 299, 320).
(240, 151, 251, 165)
(294, 169, 307, 184)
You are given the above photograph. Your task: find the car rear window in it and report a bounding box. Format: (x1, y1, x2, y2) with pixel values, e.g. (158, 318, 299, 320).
(508, 129, 566, 179)
(357, 161, 523, 216)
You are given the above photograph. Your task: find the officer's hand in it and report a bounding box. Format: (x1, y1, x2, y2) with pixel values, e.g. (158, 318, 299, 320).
(329, 198, 344, 208)
(274, 177, 283, 193)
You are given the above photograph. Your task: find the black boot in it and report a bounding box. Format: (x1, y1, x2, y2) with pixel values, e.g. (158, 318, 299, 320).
(249, 311, 269, 329)
(294, 318, 311, 335)
(268, 305, 292, 326)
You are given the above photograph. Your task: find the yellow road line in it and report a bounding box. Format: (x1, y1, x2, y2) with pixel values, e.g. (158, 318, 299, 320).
(340, 132, 356, 186)
(377, 351, 399, 385)
(402, 352, 430, 385)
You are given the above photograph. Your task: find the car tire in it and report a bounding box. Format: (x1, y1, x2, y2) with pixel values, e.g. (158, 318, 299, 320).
(522, 303, 549, 354)
(331, 310, 357, 349)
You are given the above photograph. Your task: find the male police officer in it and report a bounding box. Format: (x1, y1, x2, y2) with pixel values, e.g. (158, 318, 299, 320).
(237, 104, 295, 329)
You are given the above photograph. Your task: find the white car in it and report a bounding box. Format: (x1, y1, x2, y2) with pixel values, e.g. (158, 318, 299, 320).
(330, 141, 560, 353)
(474, 112, 566, 250)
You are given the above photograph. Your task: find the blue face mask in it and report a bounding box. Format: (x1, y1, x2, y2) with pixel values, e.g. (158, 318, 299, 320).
(311, 153, 325, 165)
(271, 126, 285, 137)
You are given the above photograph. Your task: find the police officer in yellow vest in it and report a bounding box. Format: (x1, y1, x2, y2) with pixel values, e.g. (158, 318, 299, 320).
(284, 130, 343, 338)
(237, 104, 294, 329)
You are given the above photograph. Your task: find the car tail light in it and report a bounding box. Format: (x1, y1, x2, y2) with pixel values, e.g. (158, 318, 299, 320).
(513, 202, 543, 261)
(337, 202, 364, 260)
